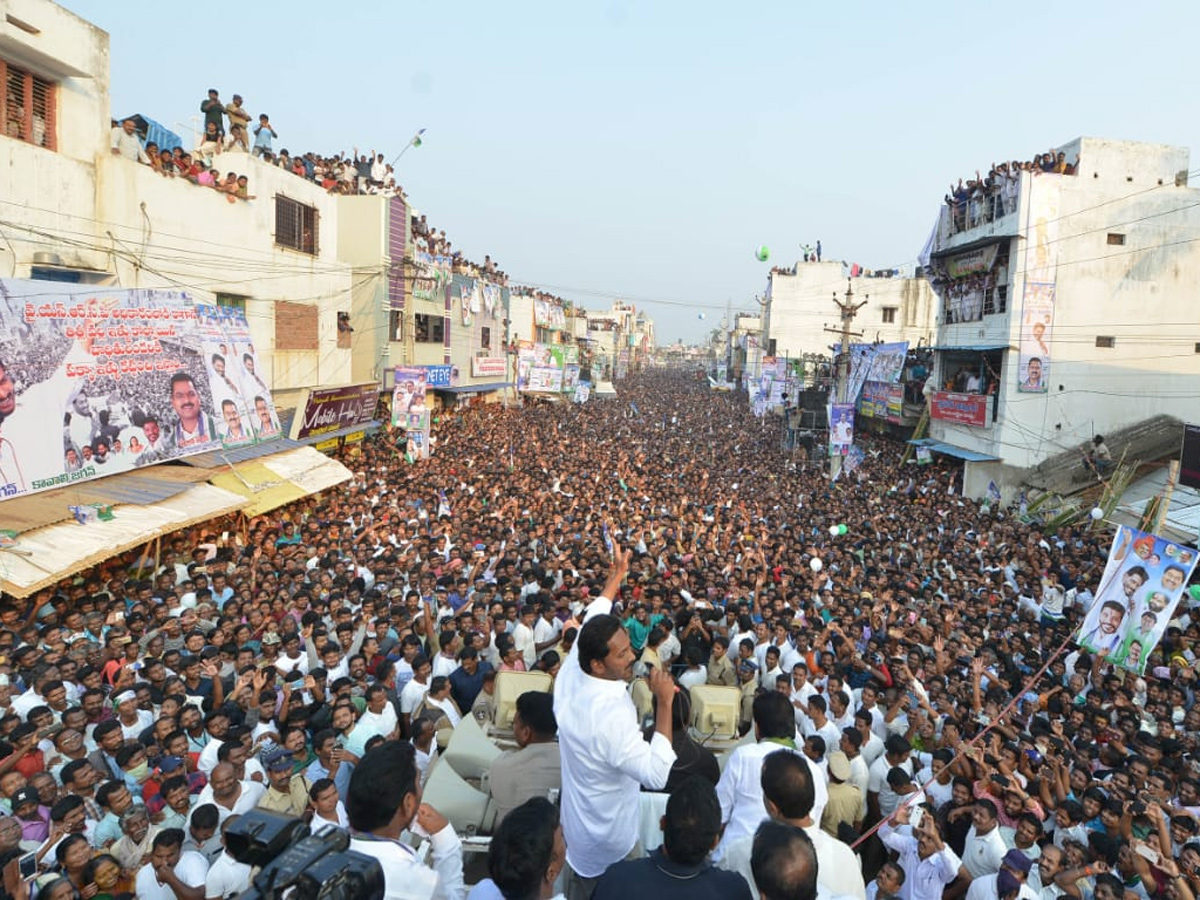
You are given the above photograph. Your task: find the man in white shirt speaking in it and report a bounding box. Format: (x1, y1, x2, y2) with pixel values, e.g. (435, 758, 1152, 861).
(555, 545, 678, 900)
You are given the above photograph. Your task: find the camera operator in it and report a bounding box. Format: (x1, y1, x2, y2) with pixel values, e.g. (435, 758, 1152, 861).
(346, 740, 463, 900)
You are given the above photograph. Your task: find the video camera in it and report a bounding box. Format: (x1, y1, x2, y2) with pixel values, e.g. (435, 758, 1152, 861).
(224, 810, 383, 900)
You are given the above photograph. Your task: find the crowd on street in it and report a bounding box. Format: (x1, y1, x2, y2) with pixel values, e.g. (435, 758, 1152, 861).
(0, 370, 1195, 900)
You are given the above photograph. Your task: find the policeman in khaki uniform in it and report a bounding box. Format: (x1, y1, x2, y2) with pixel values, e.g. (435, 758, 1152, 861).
(257, 749, 310, 817)
(738, 659, 759, 734)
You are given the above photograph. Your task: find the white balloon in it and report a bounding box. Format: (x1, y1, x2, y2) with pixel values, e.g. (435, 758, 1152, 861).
(809, 558, 823, 572)
(829, 525, 840, 536)
(1090, 507, 1104, 520)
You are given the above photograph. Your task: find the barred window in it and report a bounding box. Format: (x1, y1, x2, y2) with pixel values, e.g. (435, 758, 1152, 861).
(2, 59, 55, 150)
(275, 195, 319, 255)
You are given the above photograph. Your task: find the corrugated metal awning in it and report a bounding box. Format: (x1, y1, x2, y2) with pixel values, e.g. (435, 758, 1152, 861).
(0, 466, 213, 533)
(908, 438, 1000, 462)
(208, 447, 353, 517)
(930, 344, 1011, 352)
(435, 382, 512, 393)
(0, 483, 247, 598)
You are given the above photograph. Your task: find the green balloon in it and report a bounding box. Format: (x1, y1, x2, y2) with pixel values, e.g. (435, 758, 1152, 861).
(837, 524, 848, 536)
(1191, 585, 1200, 603)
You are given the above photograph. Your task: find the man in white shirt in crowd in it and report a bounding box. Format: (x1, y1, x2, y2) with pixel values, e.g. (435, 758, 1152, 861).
(721, 747, 866, 900)
(715, 691, 828, 862)
(193, 763, 265, 828)
(790, 663, 819, 732)
(879, 803, 963, 900)
(135, 827, 209, 900)
(840, 727, 871, 820)
(962, 799, 1008, 880)
(401, 656, 433, 733)
(868, 734, 915, 823)
(533, 602, 563, 661)
(856, 709, 886, 768)
(513, 605, 538, 669)
(348, 740, 462, 900)
(204, 815, 252, 900)
(111, 118, 150, 163)
(555, 546, 677, 900)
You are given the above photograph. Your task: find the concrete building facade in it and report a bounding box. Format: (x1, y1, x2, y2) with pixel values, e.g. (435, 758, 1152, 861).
(924, 137, 1200, 499)
(0, 0, 354, 409)
(763, 261, 937, 363)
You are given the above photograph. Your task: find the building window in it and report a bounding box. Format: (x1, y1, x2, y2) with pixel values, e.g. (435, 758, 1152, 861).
(881, 307, 897, 324)
(389, 310, 403, 342)
(480, 326, 491, 350)
(30, 266, 80, 283)
(1106, 233, 1126, 246)
(274, 196, 319, 255)
(1095, 336, 1116, 348)
(214, 292, 247, 312)
(414, 313, 444, 343)
(2, 59, 55, 150)
(337, 311, 353, 349)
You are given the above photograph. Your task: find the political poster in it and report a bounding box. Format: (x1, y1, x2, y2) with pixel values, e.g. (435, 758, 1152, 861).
(1018, 282, 1054, 393)
(0, 280, 281, 500)
(391, 366, 428, 426)
(829, 404, 855, 456)
(413, 252, 452, 305)
(520, 343, 566, 392)
(574, 382, 591, 403)
(863, 341, 909, 385)
(562, 365, 581, 394)
(1075, 525, 1199, 674)
(195, 304, 278, 449)
(1018, 178, 1060, 393)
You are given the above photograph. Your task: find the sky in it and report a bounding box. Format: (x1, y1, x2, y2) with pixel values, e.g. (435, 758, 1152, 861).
(59, 0, 1200, 346)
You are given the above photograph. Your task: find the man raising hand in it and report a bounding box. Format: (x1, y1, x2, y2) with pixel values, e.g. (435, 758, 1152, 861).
(555, 544, 679, 900)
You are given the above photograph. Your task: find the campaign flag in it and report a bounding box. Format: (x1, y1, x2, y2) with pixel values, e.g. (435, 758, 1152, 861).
(1075, 526, 1199, 674)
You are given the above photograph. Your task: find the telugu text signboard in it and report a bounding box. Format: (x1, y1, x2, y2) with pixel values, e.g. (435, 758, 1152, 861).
(0, 280, 281, 500)
(471, 357, 506, 378)
(928, 391, 989, 428)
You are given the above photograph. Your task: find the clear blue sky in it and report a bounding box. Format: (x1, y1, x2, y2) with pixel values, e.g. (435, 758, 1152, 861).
(60, 0, 1200, 345)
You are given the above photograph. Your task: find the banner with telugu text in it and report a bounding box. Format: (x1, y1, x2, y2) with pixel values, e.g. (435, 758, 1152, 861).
(0, 280, 280, 501)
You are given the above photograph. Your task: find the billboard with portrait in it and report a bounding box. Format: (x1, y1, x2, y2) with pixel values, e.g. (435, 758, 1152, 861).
(0, 280, 280, 500)
(1075, 525, 1199, 675)
(391, 366, 429, 426)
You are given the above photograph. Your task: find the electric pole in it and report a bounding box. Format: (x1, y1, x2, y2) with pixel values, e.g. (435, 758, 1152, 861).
(823, 279, 867, 480)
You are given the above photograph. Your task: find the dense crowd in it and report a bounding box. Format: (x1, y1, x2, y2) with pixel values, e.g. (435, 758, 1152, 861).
(944, 150, 1079, 235)
(412, 215, 511, 287)
(0, 371, 1195, 900)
